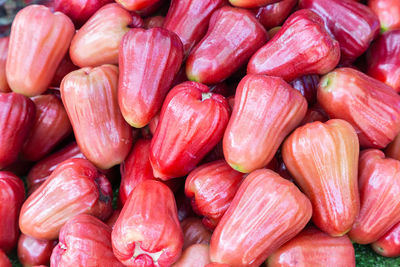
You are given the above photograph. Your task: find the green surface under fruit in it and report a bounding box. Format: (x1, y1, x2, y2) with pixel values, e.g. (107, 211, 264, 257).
(8, 244, 400, 266)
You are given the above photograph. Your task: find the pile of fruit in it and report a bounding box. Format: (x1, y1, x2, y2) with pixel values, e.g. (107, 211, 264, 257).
(0, 0, 400, 266)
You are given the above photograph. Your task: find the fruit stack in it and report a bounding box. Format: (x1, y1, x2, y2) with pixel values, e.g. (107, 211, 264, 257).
(0, 0, 400, 266)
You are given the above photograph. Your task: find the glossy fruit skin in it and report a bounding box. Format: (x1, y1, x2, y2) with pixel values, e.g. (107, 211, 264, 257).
(61, 65, 133, 170)
(181, 217, 212, 250)
(118, 28, 183, 128)
(69, 3, 142, 67)
(19, 158, 113, 240)
(144, 16, 165, 29)
(223, 75, 307, 173)
(372, 222, 400, 257)
(163, 0, 226, 56)
(0, 249, 11, 267)
(54, 0, 113, 27)
(185, 160, 244, 229)
(210, 169, 312, 267)
(366, 30, 400, 92)
(299, 0, 379, 63)
(26, 142, 84, 195)
(150, 81, 230, 180)
(253, 0, 297, 30)
(6, 5, 75, 97)
(318, 67, 400, 149)
(248, 9, 340, 82)
(229, 0, 280, 8)
(22, 95, 72, 162)
(50, 55, 78, 87)
(0, 37, 10, 93)
(50, 214, 124, 267)
(112, 180, 183, 267)
(0, 92, 35, 169)
(119, 139, 155, 206)
(172, 244, 210, 267)
(115, 0, 161, 11)
(186, 6, 268, 85)
(368, 0, 400, 32)
(0, 172, 25, 253)
(18, 234, 57, 267)
(282, 119, 360, 236)
(290, 74, 319, 106)
(267, 227, 355, 267)
(349, 149, 400, 244)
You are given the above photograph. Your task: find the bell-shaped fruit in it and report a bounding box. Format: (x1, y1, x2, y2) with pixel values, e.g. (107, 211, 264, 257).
(0, 172, 25, 253)
(368, 0, 400, 32)
(223, 74, 307, 173)
(372, 221, 400, 257)
(54, 0, 113, 27)
(61, 64, 133, 170)
(349, 149, 400, 244)
(119, 139, 156, 206)
(181, 217, 212, 250)
(185, 160, 244, 229)
(282, 119, 360, 236)
(163, 0, 226, 56)
(210, 169, 312, 267)
(367, 30, 400, 92)
(317, 67, 400, 149)
(119, 28, 183, 128)
(69, 3, 142, 67)
(186, 6, 268, 84)
(19, 158, 113, 240)
(18, 234, 57, 267)
(50, 214, 124, 267)
(0, 92, 35, 169)
(0, 37, 10, 93)
(6, 5, 75, 96)
(267, 227, 355, 267)
(299, 0, 379, 63)
(247, 9, 340, 82)
(26, 142, 85, 194)
(112, 180, 183, 266)
(150, 81, 230, 179)
(172, 244, 210, 267)
(229, 0, 280, 8)
(22, 94, 72, 162)
(254, 0, 297, 30)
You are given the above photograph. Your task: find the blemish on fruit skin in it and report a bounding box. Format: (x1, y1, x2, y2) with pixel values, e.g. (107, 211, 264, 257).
(201, 92, 213, 101)
(320, 73, 337, 92)
(229, 163, 247, 174)
(186, 71, 200, 83)
(59, 242, 67, 250)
